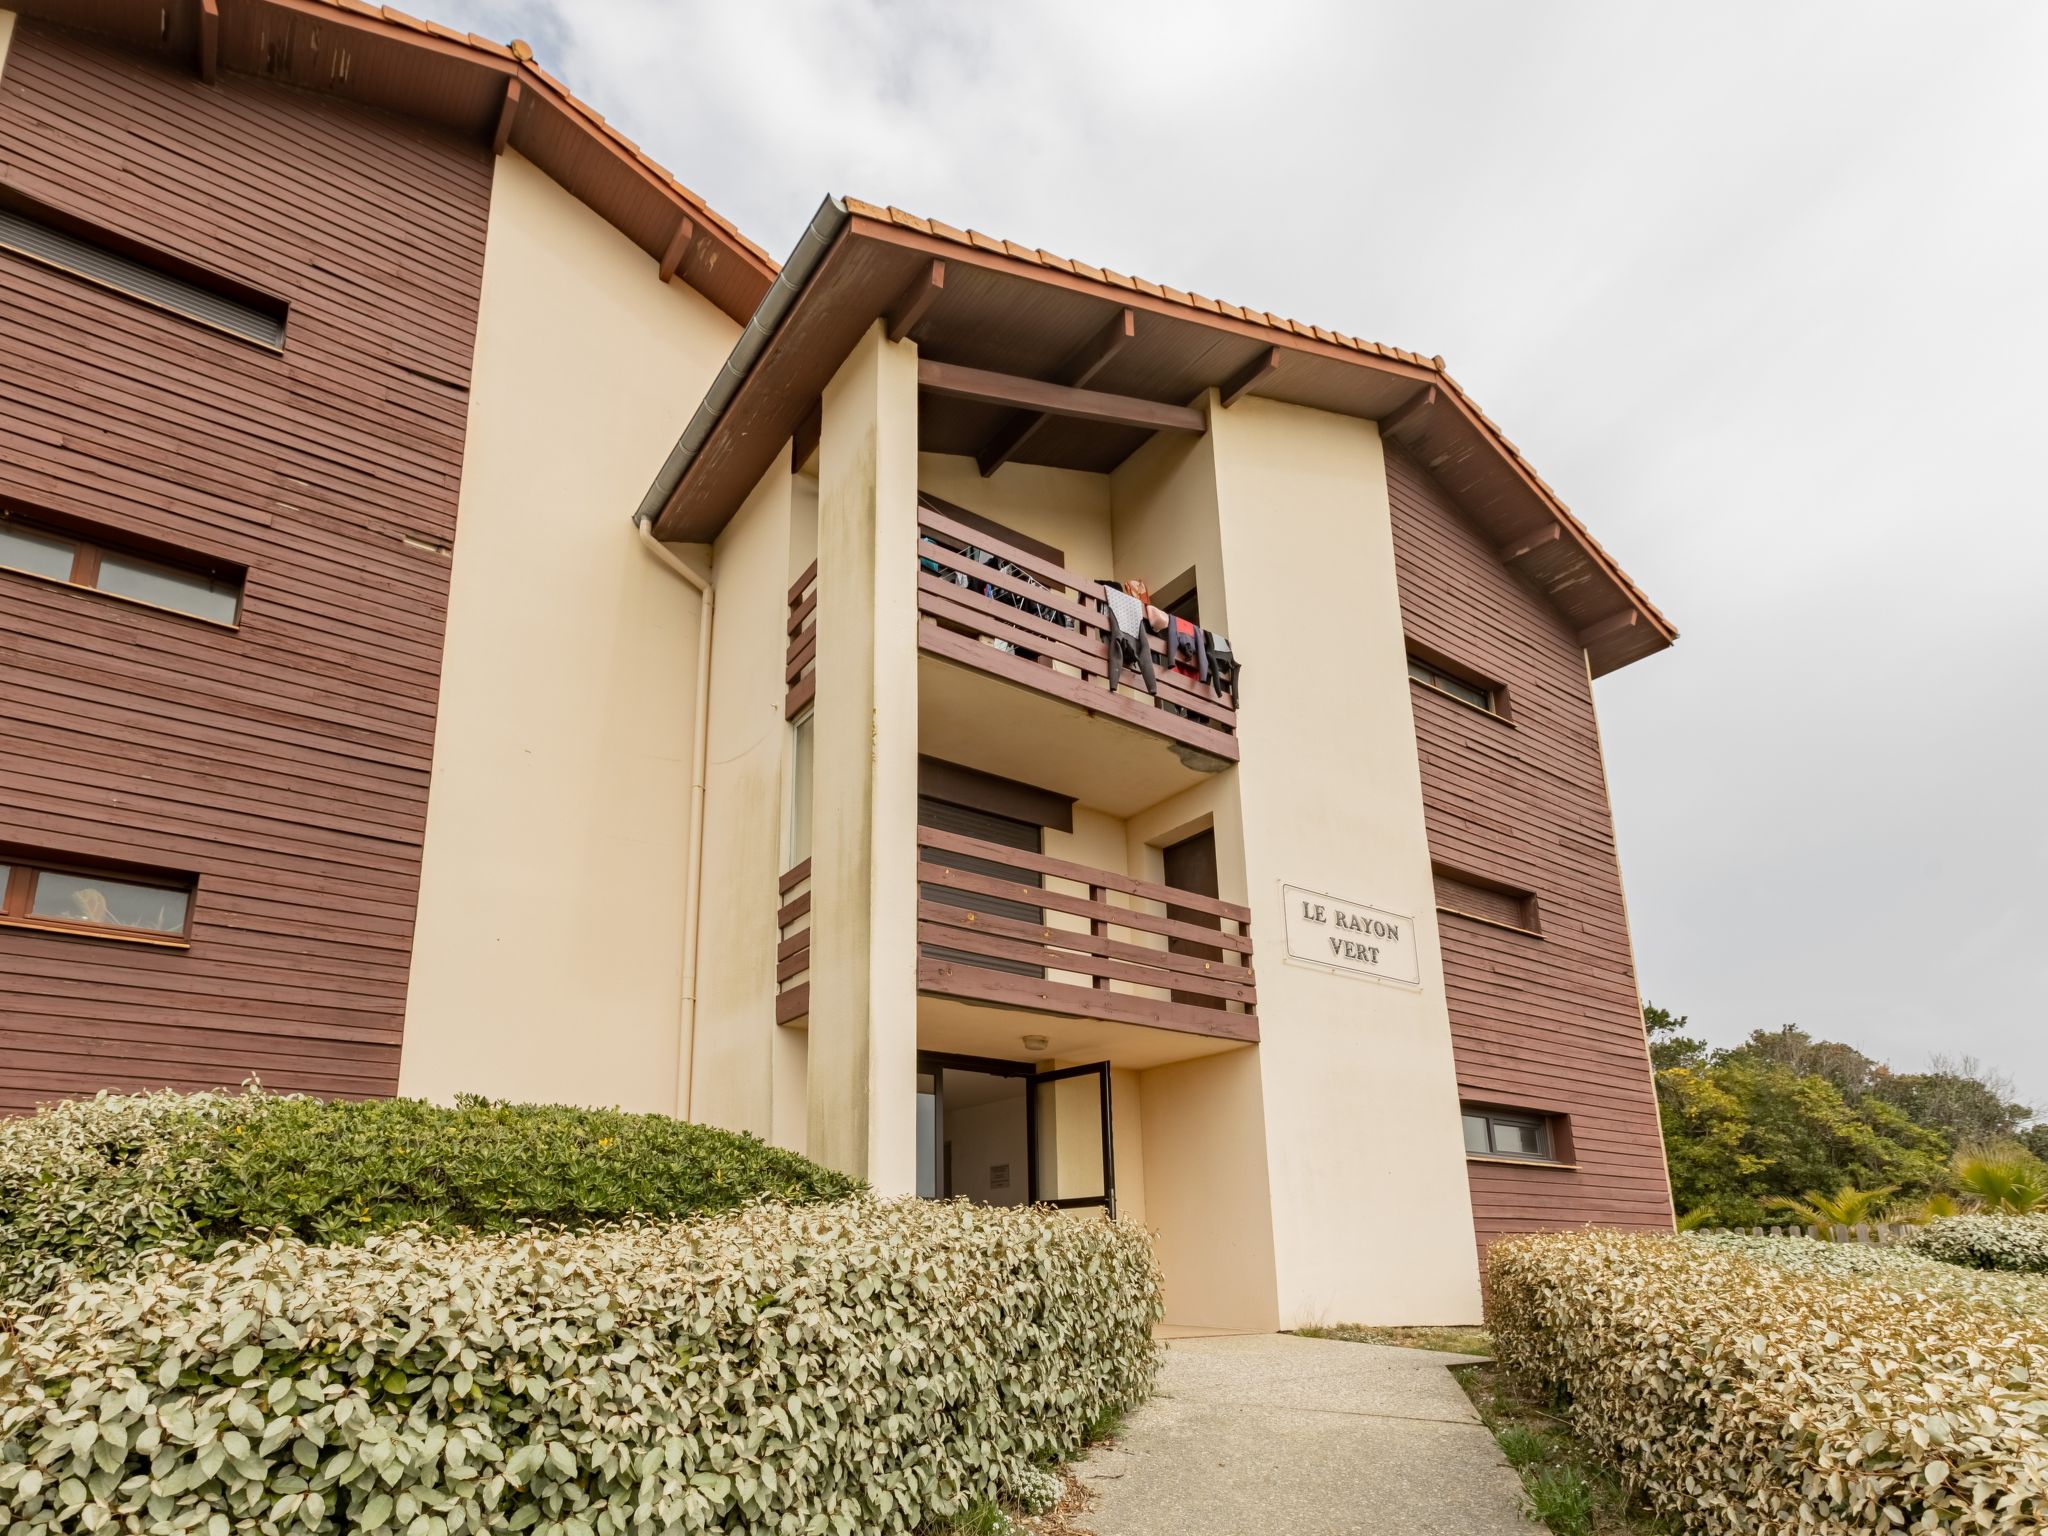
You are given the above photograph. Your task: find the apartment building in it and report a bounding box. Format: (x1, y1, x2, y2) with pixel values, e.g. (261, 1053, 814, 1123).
(0, 0, 1676, 1327)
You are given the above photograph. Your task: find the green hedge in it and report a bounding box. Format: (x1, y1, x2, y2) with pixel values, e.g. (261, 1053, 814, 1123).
(0, 1199, 1162, 1534)
(1487, 1230, 2048, 1534)
(0, 1088, 858, 1307)
(1908, 1213, 2048, 1273)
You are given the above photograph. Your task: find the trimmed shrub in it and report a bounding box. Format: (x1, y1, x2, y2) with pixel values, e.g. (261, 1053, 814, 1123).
(0, 1198, 1160, 1534)
(1487, 1230, 2048, 1534)
(0, 1088, 859, 1307)
(1909, 1213, 2048, 1273)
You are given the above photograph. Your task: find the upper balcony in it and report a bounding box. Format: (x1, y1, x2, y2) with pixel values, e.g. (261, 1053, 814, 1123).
(914, 495, 1241, 815)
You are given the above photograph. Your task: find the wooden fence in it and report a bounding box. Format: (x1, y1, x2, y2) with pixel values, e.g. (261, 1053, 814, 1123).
(1702, 1222, 1917, 1244)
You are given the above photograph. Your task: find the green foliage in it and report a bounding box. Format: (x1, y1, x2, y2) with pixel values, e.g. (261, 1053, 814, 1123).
(1908, 1214, 2048, 1273)
(1955, 1147, 2048, 1214)
(1488, 1230, 2048, 1534)
(0, 1199, 1161, 1534)
(0, 1086, 858, 1307)
(1520, 1465, 1598, 1536)
(1762, 1183, 1897, 1227)
(1494, 1424, 1553, 1470)
(1870, 1058, 2036, 1147)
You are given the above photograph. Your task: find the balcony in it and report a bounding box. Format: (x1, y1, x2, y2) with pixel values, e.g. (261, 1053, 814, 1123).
(916, 825, 1257, 1043)
(915, 499, 1239, 814)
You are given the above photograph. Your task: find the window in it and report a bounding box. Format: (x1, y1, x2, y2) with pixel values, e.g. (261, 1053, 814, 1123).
(787, 711, 815, 867)
(1434, 866, 1541, 934)
(1407, 654, 1498, 714)
(1462, 1107, 1557, 1162)
(1, 854, 194, 944)
(0, 197, 287, 349)
(0, 506, 243, 625)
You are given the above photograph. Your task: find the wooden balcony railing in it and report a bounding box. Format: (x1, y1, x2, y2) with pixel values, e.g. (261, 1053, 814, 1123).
(916, 826, 1257, 1042)
(775, 858, 811, 1024)
(785, 559, 817, 720)
(915, 503, 1239, 763)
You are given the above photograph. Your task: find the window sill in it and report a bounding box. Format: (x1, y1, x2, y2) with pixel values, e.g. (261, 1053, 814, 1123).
(0, 563, 240, 630)
(1436, 904, 1543, 940)
(0, 915, 191, 949)
(1410, 677, 1513, 726)
(1467, 1154, 1578, 1171)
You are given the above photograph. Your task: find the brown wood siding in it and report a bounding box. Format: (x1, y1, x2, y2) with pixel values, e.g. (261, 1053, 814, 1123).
(0, 23, 491, 1113)
(1386, 442, 1673, 1252)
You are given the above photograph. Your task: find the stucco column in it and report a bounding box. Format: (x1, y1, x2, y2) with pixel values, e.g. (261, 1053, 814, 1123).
(0, 13, 16, 85)
(807, 320, 921, 1192)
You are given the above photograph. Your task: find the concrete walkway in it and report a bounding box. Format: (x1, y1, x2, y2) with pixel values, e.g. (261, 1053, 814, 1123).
(1070, 1333, 1532, 1536)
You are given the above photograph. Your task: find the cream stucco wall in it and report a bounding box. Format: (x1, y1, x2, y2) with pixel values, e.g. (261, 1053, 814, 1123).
(918, 453, 1114, 576)
(808, 321, 922, 1191)
(689, 459, 794, 1139)
(0, 12, 16, 82)
(1208, 391, 1483, 1326)
(398, 150, 736, 1112)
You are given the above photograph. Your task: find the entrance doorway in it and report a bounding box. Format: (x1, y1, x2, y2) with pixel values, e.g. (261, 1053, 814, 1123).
(916, 1052, 1115, 1214)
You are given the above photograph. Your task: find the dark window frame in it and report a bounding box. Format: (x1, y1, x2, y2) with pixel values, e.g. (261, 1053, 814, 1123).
(0, 849, 197, 947)
(0, 191, 288, 351)
(1433, 863, 1543, 937)
(1406, 644, 1510, 722)
(1461, 1106, 1565, 1164)
(0, 503, 245, 627)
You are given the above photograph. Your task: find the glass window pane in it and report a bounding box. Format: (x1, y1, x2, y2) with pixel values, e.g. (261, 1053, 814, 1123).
(1032, 1070, 1106, 1203)
(94, 550, 240, 624)
(788, 714, 815, 865)
(1462, 1113, 1490, 1155)
(30, 870, 189, 934)
(1492, 1118, 1543, 1158)
(916, 1079, 938, 1200)
(0, 522, 79, 582)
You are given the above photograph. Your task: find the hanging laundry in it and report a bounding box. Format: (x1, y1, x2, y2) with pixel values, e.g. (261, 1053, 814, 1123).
(1167, 616, 1208, 683)
(1207, 632, 1241, 709)
(1098, 582, 1158, 698)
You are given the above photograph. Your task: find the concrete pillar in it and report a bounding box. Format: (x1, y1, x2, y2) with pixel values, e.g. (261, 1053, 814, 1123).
(807, 321, 921, 1192)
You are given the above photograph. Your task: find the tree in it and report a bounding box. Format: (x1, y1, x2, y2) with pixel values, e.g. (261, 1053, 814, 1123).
(1764, 1184, 1897, 1227)
(1725, 1025, 1879, 1098)
(1644, 1003, 1708, 1073)
(1869, 1056, 2036, 1147)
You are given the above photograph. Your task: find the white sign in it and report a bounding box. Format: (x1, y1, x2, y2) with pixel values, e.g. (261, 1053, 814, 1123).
(1280, 884, 1420, 986)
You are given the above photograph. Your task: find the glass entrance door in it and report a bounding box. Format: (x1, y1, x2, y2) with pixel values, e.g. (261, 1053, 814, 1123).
(916, 1053, 1114, 1216)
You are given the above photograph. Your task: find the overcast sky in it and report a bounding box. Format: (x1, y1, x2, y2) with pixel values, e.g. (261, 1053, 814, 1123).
(435, 1, 2048, 1108)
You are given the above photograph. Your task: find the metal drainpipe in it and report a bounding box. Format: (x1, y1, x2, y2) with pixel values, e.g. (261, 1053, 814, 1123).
(634, 521, 714, 1121)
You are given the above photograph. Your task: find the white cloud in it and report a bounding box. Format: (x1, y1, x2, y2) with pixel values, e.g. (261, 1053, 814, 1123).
(440, 0, 2048, 1104)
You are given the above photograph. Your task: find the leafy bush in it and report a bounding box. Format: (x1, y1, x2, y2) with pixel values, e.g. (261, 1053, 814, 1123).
(1908, 1213, 2048, 1273)
(0, 1087, 858, 1307)
(0, 1198, 1160, 1534)
(1487, 1230, 2048, 1534)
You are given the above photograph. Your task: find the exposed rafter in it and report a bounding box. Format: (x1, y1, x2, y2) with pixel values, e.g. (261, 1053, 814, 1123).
(491, 76, 521, 155)
(919, 359, 1206, 436)
(791, 400, 821, 473)
(976, 308, 1135, 476)
(1378, 384, 1437, 438)
(658, 215, 695, 284)
(885, 259, 944, 343)
(1218, 345, 1279, 408)
(197, 0, 219, 83)
(1500, 524, 1562, 563)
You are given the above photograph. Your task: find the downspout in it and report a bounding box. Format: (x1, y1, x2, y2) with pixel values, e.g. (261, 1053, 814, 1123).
(635, 524, 714, 1121)
(629, 192, 848, 1121)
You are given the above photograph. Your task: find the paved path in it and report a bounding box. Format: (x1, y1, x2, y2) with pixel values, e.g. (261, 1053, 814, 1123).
(1070, 1333, 1532, 1536)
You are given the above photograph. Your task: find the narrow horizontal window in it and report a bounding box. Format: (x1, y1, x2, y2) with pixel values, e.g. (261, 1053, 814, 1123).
(1407, 653, 1499, 714)
(1, 853, 195, 944)
(0, 197, 286, 349)
(0, 505, 244, 626)
(1462, 1107, 1557, 1162)
(1434, 866, 1540, 934)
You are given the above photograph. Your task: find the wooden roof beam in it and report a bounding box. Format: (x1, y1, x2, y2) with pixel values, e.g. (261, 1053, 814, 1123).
(491, 77, 522, 155)
(886, 259, 945, 343)
(197, 0, 218, 84)
(976, 307, 1136, 476)
(1219, 345, 1279, 408)
(1500, 523, 1563, 563)
(1579, 608, 1640, 647)
(1378, 384, 1437, 438)
(658, 214, 695, 284)
(920, 359, 1206, 435)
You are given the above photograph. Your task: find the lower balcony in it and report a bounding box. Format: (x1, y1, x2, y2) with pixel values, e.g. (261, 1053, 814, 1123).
(915, 825, 1256, 1048)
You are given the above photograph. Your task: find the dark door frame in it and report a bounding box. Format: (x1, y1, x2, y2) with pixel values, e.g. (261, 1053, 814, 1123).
(916, 1050, 1115, 1216)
